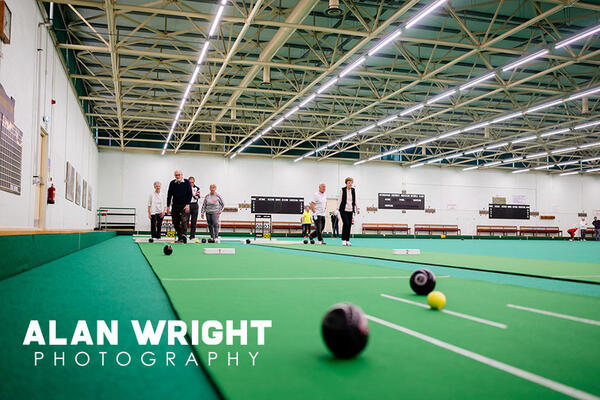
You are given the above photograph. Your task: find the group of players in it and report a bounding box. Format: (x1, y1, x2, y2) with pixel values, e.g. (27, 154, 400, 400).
(148, 170, 225, 243)
(147, 172, 360, 245)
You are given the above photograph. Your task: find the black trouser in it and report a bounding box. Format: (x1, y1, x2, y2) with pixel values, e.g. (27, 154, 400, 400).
(595, 228, 600, 241)
(331, 220, 339, 237)
(340, 210, 353, 241)
(206, 212, 220, 239)
(302, 223, 311, 237)
(309, 216, 325, 242)
(150, 214, 163, 239)
(187, 203, 199, 238)
(581, 229, 586, 240)
(171, 204, 188, 240)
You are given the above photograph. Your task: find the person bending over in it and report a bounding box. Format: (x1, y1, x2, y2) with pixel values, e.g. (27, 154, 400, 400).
(187, 176, 201, 239)
(310, 183, 327, 245)
(567, 227, 578, 241)
(167, 170, 192, 243)
(301, 206, 312, 238)
(148, 181, 167, 239)
(201, 184, 225, 241)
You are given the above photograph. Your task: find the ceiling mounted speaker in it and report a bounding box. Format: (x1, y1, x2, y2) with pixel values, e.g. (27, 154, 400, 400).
(325, 0, 342, 17)
(261, 65, 271, 86)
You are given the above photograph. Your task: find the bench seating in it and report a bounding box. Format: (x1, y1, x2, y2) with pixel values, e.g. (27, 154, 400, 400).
(362, 223, 410, 234)
(272, 221, 314, 233)
(414, 224, 461, 235)
(476, 225, 518, 236)
(519, 226, 561, 237)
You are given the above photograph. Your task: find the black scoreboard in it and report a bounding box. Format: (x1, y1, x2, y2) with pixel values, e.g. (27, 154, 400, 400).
(378, 193, 425, 210)
(489, 204, 530, 219)
(251, 196, 304, 214)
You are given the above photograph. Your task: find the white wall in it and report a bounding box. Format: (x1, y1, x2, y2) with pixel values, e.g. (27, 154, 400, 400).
(97, 150, 600, 235)
(0, 0, 98, 229)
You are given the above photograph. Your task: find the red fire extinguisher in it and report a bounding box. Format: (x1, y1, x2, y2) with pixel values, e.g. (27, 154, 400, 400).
(47, 184, 56, 204)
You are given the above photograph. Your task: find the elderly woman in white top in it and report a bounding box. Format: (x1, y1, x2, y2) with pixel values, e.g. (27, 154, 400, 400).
(336, 177, 358, 246)
(148, 181, 167, 239)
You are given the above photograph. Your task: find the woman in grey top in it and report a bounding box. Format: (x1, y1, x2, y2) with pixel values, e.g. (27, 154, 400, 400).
(201, 184, 225, 240)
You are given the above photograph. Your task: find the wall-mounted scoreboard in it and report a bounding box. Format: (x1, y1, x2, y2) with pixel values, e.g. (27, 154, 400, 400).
(378, 193, 425, 210)
(251, 196, 304, 214)
(489, 203, 530, 219)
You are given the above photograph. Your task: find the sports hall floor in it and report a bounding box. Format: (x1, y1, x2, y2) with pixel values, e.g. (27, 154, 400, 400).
(1, 234, 599, 399)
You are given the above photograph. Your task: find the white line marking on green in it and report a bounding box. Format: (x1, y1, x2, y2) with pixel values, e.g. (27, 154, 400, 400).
(367, 315, 599, 400)
(162, 276, 451, 282)
(381, 294, 507, 329)
(507, 304, 600, 326)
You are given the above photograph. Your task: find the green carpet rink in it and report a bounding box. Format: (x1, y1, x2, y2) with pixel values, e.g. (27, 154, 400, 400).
(138, 239, 600, 400)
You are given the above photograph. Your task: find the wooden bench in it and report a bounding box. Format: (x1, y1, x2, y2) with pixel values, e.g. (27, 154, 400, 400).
(196, 220, 255, 233)
(476, 225, 518, 236)
(414, 224, 461, 235)
(272, 221, 314, 234)
(362, 223, 410, 234)
(519, 226, 561, 237)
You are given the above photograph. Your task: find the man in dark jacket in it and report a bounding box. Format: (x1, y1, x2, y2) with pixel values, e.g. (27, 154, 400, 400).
(330, 211, 339, 238)
(167, 170, 192, 243)
(593, 217, 600, 241)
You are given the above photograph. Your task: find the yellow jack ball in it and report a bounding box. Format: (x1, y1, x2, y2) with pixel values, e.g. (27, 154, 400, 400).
(427, 291, 446, 310)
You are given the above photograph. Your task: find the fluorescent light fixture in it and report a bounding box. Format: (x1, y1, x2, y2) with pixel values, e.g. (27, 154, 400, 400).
(427, 89, 456, 105)
(354, 160, 367, 165)
(330, 139, 342, 147)
(399, 144, 417, 151)
(504, 156, 524, 163)
(493, 111, 522, 124)
(445, 153, 463, 160)
(174, 110, 181, 121)
(463, 165, 478, 171)
(410, 163, 425, 168)
(502, 49, 549, 72)
(438, 129, 461, 139)
(405, 0, 448, 29)
(555, 24, 600, 49)
(585, 168, 600, 173)
(340, 57, 366, 78)
(540, 128, 570, 137)
(534, 165, 553, 170)
(568, 86, 600, 101)
(463, 121, 489, 132)
(208, 5, 225, 37)
(512, 135, 537, 144)
(427, 157, 444, 164)
(293, 156, 303, 162)
(464, 147, 484, 155)
(400, 103, 424, 116)
(317, 78, 339, 94)
(262, 126, 273, 135)
(368, 28, 403, 57)
(358, 124, 376, 134)
(525, 99, 563, 114)
(284, 107, 299, 119)
(381, 149, 399, 157)
(190, 65, 201, 84)
(197, 42, 210, 64)
(526, 151, 548, 159)
(460, 72, 495, 91)
(484, 161, 502, 167)
(512, 169, 530, 174)
(560, 171, 579, 176)
(299, 94, 316, 108)
(377, 115, 398, 126)
(486, 142, 508, 150)
(556, 160, 579, 167)
(342, 132, 358, 141)
(579, 141, 600, 149)
(272, 117, 285, 127)
(574, 120, 600, 130)
(316, 145, 328, 152)
(368, 155, 381, 161)
(417, 137, 437, 146)
(305, 150, 315, 157)
(551, 146, 577, 154)
(230, 153, 237, 159)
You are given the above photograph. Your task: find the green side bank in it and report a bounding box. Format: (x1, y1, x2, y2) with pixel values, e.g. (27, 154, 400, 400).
(0, 231, 115, 280)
